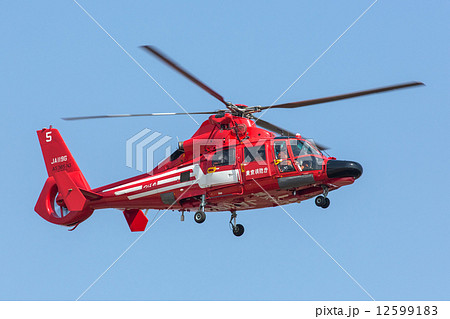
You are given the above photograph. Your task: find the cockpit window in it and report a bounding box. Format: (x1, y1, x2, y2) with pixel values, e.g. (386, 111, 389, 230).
(289, 139, 323, 171)
(289, 139, 321, 157)
(274, 140, 295, 173)
(273, 139, 324, 173)
(274, 140, 288, 159)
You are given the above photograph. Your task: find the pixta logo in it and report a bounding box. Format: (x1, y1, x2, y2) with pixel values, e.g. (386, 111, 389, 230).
(126, 129, 173, 173)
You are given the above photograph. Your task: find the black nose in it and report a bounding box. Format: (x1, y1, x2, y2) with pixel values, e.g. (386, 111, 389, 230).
(326, 160, 363, 179)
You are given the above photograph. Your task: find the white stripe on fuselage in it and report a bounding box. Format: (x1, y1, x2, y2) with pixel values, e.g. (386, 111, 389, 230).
(114, 185, 143, 196)
(114, 174, 193, 196)
(104, 165, 195, 193)
(112, 164, 240, 200)
(157, 175, 181, 185)
(127, 180, 196, 200)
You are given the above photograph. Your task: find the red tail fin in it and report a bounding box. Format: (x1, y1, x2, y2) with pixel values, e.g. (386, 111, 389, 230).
(35, 127, 94, 227)
(36, 127, 90, 189)
(38, 128, 81, 175)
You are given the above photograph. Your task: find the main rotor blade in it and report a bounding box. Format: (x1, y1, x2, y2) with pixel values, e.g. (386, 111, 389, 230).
(141, 45, 228, 106)
(252, 116, 296, 137)
(251, 116, 329, 151)
(261, 81, 424, 110)
(62, 111, 220, 121)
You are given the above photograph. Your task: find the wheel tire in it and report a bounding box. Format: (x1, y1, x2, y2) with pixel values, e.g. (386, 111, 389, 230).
(321, 197, 330, 209)
(233, 224, 245, 237)
(194, 211, 206, 224)
(315, 196, 325, 207)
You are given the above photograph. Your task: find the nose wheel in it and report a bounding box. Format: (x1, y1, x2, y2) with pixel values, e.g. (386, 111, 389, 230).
(315, 196, 330, 208)
(315, 185, 330, 209)
(229, 210, 244, 237)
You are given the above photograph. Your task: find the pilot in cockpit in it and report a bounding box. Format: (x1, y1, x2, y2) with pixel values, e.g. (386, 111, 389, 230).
(277, 146, 295, 173)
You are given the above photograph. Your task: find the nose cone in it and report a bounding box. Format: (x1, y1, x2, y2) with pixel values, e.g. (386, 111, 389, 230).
(326, 160, 363, 179)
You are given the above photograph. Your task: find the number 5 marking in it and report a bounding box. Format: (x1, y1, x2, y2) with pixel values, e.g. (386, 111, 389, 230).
(46, 131, 52, 142)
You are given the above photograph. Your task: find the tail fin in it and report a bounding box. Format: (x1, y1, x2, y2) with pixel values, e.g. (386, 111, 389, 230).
(37, 127, 90, 190)
(35, 127, 95, 227)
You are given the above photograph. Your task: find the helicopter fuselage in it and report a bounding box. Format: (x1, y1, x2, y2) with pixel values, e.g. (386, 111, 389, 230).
(35, 115, 362, 233)
(90, 115, 362, 213)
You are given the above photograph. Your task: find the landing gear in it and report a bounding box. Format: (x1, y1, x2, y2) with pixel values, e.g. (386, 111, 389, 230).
(194, 194, 206, 224)
(229, 210, 245, 237)
(315, 196, 326, 207)
(194, 211, 206, 223)
(315, 195, 330, 208)
(233, 224, 245, 237)
(315, 185, 330, 209)
(321, 197, 330, 208)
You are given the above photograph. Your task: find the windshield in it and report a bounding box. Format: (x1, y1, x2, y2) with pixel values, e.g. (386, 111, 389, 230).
(288, 139, 323, 171)
(289, 139, 322, 156)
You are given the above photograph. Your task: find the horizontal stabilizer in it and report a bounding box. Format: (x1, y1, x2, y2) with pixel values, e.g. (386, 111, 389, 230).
(80, 189, 103, 201)
(123, 209, 148, 232)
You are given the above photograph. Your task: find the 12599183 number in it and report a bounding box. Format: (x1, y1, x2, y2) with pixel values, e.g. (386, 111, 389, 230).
(377, 305, 437, 316)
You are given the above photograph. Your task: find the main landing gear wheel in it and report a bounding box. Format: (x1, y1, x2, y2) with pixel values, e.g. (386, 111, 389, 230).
(194, 194, 207, 224)
(229, 210, 245, 237)
(232, 224, 245, 237)
(194, 211, 206, 224)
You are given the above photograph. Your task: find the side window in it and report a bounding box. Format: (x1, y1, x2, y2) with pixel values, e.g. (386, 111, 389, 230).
(211, 147, 235, 166)
(274, 140, 289, 160)
(244, 145, 266, 163)
(274, 140, 295, 173)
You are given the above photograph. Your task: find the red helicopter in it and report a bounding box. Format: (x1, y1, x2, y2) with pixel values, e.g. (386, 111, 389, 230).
(35, 46, 424, 236)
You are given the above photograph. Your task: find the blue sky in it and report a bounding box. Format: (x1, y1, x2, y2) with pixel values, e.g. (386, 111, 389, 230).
(0, 0, 449, 300)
